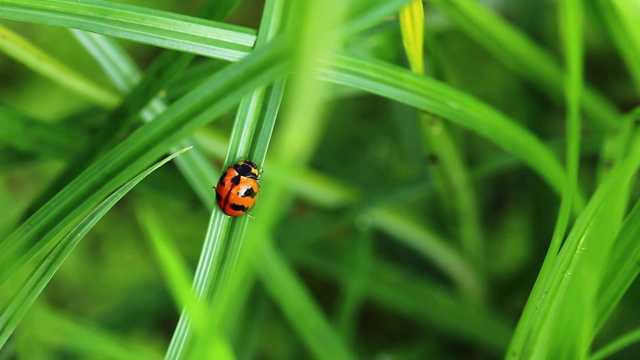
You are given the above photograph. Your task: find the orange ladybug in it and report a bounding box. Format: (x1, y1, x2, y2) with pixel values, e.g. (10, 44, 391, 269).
(215, 161, 260, 216)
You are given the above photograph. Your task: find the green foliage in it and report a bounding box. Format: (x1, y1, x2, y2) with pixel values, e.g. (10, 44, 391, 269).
(0, 0, 639, 359)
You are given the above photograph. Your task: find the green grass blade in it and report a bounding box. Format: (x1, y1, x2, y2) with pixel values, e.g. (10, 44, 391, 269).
(596, 198, 640, 328)
(257, 239, 355, 360)
(0, 38, 290, 286)
(24, 305, 163, 360)
(165, 1, 287, 358)
(189, 0, 357, 358)
(430, 0, 619, 131)
(73, 0, 243, 138)
(72, 30, 143, 93)
(340, 0, 413, 37)
(134, 199, 223, 359)
(18, 31, 144, 217)
(334, 229, 373, 345)
(399, 1, 485, 280)
(319, 53, 570, 200)
(20, 0, 242, 216)
(512, 1, 595, 357)
(0, 147, 190, 349)
(367, 206, 482, 300)
(0, 23, 119, 108)
(135, 200, 196, 312)
(68, 28, 222, 206)
(521, 0, 588, 355)
(195, 127, 482, 302)
(289, 246, 513, 352)
(556, 0, 585, 251)
(591, 325, 640, 360)
(593, 0, 640, 95)
(0, 106, 85, 159)
(592, 1, 640, 179)
(507, 130, 640, 358)
(419, 110, 486, 287)
(0, 0, 255, 61)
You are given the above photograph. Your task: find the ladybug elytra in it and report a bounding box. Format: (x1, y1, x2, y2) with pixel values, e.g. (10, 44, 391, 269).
(215, 161, 260, 216)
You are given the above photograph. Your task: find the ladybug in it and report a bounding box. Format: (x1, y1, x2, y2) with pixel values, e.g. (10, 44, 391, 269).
(215, 160, 260, 217)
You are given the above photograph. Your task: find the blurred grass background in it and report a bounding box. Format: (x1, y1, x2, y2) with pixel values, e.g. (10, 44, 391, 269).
(0, 0, 639, 359)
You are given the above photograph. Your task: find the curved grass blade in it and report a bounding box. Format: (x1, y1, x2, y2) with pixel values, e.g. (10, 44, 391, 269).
(289, 247, 513, 352)
(0, 0, 255, 62)
(400, 1, 484, 281)
(340, 0, 414, 37)
(165, 0, 287, 357)
(134, 200, 222, 359)
(0, 106, 86, 159)
(430, 0, 619, 131)
(69, 28, 220, 212)
(27, 305, 163, 360)
(319, 53, 571, 201)
(0, 147, 191, 349)
(195, 127, 488, 303)
(596, 198, 640, 329)
(591, 325, 640, 360)
(0, 24, 119, 108)
(256, 239, 355, 360)
(593, 1, 640, 178)
(177, 0, 357, 358)
(592, 0, 640, 94)
(507, 131, 640, 358)
(366, 205, 483, 301)
(516, 1, 587, 355)
(0, 38, 290, 288)
(0, 0, 566, 207)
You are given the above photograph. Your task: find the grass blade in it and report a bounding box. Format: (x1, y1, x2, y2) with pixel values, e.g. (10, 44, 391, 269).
(591, 325, 640, 360)
(400, 1, 484, 281)
(256, 239, 355, 360)
(0, 0, 255, 61)
(0, 38, 290, 287)
(289, 246, 513, 352)
(319, 54, 571, 201)
(0, 23, 119, 107)
(596, 198, 640, 328)
(0, 147, 191, 349)
(430, 0, 619, 131)
(507, 130, 640, 358)
(0, 106, 85, 159)
(165, 1, 287, 358)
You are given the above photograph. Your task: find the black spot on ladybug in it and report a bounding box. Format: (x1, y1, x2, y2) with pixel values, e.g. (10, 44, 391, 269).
(230, 203, 249, 212)
(215, 191, 222, 201)
(230, 174, 242, 186)
(240, 187, 257, 198)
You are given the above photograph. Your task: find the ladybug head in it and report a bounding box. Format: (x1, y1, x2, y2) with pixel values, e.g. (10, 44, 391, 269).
(234, 161, 260, 179)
